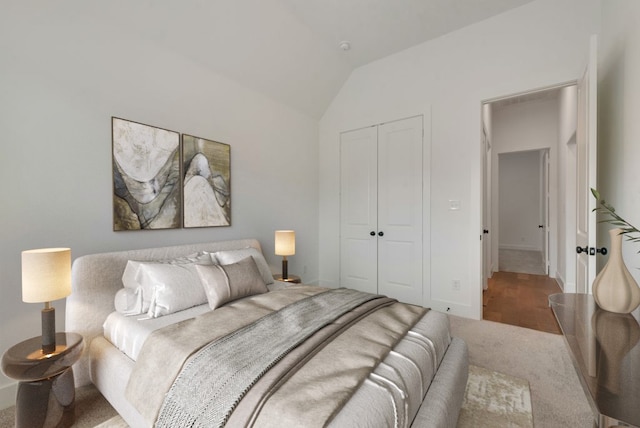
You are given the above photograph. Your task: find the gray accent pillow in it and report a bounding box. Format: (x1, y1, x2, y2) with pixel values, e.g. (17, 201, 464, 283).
(196, 256, 269, 309)
(212, 247, 274, 285)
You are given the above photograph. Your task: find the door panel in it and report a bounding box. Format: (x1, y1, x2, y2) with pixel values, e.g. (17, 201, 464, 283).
(377, 116, 423, 304)
(576, 35, 598, 294)
(340, 126, 378, 294)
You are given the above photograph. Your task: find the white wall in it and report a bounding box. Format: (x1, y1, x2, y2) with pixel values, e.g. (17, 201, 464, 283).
(498, 151, 543, 251)
(0, 4, 320, 406)
(598, 1, 640, 282)
(318, 0, 600, 319)
(557, 85, 578, 291)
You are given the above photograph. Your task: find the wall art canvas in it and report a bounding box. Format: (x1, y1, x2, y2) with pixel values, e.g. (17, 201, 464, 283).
(182, 134, 231, 228)
(112, 117, 181, 230)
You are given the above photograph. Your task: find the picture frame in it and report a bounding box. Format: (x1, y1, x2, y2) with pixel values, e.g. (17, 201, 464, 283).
(112, 117, 181, 231)
(182, 134, 231, 228)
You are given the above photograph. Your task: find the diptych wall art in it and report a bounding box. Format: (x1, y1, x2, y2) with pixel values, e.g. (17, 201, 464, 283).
(112, 117, 231, 231)
(182, 134, 231, 228)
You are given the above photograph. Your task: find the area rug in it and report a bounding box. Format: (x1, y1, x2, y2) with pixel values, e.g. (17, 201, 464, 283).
(94, 365, 533, 428)
(457, 365, 533, 428)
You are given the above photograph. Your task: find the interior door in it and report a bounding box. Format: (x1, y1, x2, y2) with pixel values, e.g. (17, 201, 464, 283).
(377, 116, 423, 304)
(575, 35, 598, 294)
(482, 125, 491, 290)
(339, 126, 378, 294)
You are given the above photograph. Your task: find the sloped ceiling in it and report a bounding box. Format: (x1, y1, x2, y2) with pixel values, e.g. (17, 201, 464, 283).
(68, 0, 535, 118)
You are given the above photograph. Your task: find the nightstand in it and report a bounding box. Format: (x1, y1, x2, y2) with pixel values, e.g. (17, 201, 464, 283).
(1, 332, 84, 428)
(273, 274, 302, 284)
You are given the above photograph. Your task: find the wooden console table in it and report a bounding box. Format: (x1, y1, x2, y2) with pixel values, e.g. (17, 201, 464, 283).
(549, 293, 640, 428)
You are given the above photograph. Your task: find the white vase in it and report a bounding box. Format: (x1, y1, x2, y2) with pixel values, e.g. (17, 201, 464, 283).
(592, 228, 640, 314)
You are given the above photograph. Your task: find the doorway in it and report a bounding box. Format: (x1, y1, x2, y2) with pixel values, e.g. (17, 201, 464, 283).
(481, 84, 577, 332)
(498, 149, 548, 276)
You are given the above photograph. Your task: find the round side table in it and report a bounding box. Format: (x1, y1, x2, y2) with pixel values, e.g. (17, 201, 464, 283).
(1, 332, 84, 428)
(273, 274, 301, 283)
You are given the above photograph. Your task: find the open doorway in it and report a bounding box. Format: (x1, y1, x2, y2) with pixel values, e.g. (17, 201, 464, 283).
(498, 149, 548, 276)
(481, 84, 577, 333)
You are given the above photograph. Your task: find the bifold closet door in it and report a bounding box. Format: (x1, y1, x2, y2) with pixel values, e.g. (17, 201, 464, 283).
(339, 116, 423, 304)
(377, 117, 423, 304)
(339, 126, 378, 295)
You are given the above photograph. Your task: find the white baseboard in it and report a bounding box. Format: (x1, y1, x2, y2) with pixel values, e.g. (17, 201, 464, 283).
(0, 382, 16, 410)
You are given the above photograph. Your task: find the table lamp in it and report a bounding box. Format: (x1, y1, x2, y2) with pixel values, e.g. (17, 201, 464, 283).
(275, 230, 295, 281)
(22, 248, 72, 354)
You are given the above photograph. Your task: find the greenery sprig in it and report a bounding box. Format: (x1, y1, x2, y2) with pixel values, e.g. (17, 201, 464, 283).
(591, 188, 640, 249)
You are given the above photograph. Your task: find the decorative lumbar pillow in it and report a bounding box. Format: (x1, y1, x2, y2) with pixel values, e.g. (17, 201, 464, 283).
(212, 247, 274, 285)
(118, 252, 212, 318)
(196, 256, 268, 310)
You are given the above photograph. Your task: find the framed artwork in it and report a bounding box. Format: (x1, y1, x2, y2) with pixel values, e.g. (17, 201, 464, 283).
(112, 117, 181, 230)
(182, 134, 231, 228)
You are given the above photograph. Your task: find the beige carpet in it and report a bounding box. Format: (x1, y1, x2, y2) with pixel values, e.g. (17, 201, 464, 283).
(499, 249, 546, 275)
(450, 315, 594, 427)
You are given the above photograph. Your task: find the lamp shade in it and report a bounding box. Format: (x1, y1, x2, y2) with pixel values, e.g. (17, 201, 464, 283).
(22, 248, 72, 303)
(275, 230, 295, 256)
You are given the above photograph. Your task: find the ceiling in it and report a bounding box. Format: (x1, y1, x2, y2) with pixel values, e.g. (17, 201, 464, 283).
(65, 0, 536, 118)
(280, 0, 536, 68)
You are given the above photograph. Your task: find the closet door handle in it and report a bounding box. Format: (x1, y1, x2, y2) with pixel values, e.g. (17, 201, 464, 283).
(378, 231, 384, 237)
(370, 231, 376, 236)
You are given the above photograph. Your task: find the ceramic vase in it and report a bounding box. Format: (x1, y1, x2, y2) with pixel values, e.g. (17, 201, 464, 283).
(592, 228, 640, 314)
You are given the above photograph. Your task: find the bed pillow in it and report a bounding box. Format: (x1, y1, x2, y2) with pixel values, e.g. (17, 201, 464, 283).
(212, 247, 274, 285)
(195, 256, 268, 309)
(114, 287, 145, 316)
(121, 252, 212, 291)
(118, 252, 212, 318)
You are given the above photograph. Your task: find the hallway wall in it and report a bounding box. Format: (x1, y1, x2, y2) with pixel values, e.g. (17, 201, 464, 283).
(499, 151, 543, 251)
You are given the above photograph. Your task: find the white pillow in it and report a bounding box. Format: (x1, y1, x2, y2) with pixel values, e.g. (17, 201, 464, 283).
(121, 252, 213, 290)
(114, 287, 146, 315)
(118, 252, 212, 318)
(212, 247, 274, 285)
(195, 256, 268, 309)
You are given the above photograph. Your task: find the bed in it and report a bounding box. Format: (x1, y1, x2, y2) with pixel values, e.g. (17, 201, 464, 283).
(65, 239, 468, 427)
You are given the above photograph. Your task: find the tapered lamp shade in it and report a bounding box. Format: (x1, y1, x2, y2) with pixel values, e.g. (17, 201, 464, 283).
(275, 230, 295, 256)
(22, 248, 72, 303)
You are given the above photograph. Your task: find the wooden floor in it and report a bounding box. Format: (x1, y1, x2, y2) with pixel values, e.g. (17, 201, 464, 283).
(483, 271, 562, 334)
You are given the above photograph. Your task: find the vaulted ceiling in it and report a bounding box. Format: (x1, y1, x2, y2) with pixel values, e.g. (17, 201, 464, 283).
(71, 0, 535, 118)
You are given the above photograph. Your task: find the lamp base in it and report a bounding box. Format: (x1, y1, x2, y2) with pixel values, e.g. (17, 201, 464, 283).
(41, 306, 56, 354)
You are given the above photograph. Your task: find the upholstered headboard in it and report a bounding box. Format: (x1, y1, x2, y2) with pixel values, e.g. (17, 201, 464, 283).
(66, 238, 264, 386)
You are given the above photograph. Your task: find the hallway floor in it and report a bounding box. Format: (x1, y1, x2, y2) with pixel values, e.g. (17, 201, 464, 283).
(483, 271, 562, 334)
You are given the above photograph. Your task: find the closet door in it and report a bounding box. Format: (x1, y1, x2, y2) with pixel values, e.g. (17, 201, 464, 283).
(339, 126, 378, 294)
(377, 116, 423, 304)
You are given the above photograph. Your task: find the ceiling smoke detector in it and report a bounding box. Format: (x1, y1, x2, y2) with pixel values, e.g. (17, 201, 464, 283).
(339, 41, 351, 51)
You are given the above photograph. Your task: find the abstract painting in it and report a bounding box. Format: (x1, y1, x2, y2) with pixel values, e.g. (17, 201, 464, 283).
(112, 117, 181, 230)
(182, 134, 231, 227)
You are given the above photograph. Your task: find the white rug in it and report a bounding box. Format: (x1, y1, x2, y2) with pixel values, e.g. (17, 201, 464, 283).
(94, 365, 533, 427)
(458, 365, 533, 428)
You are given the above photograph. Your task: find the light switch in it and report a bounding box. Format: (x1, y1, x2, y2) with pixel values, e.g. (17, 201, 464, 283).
(449, 200, 461, 210)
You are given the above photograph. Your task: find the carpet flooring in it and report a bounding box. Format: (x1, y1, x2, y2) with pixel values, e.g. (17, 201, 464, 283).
(449, 315, 593, 427)
(499, 249, 546, 275)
